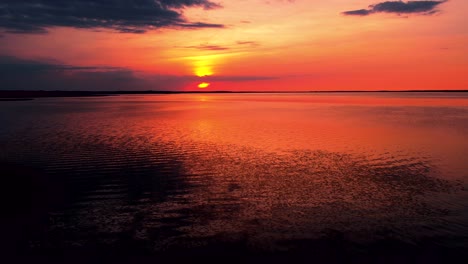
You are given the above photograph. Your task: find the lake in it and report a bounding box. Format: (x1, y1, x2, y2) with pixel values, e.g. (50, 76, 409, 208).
(1, 93, 467, 262)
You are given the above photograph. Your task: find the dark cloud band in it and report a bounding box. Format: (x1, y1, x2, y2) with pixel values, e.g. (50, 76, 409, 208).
(0, 0, 223, 34)
(343, 1, 447, 16)
(0, 56, 276, 91)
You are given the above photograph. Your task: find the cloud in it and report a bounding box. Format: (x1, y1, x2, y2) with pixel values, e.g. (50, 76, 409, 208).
(182, 44, 230, 51)
(177, 22, 225, 28)
(342, 1, 447, 16)
(0, 56, 276, 91)
(0, 56, 153, 90)
(0, 0, 223, 34)
(180, 41, 260, 51)
(343, 9, 373, 16)
(236, 41, 260, 47)
(201, 75, 277, 82)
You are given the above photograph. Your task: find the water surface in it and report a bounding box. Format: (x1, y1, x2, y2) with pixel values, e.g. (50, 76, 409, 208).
(1, 93, 467, 260)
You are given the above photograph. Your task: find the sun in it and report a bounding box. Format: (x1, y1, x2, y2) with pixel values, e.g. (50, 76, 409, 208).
(198, 82, 210, 89)
(195, 67, 213, 77)
(192, 55, 216, 77)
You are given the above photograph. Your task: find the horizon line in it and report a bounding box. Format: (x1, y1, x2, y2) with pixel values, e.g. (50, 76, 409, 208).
(1, 89, 468, 99)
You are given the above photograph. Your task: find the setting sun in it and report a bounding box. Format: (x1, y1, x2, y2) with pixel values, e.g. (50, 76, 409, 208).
(193, 58, 214, 77)
(189, 54, 222, 78)
(195, 67, 213, 77)
(198, 82, 210, 89)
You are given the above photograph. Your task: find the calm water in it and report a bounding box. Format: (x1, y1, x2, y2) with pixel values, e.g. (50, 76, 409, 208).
(1, 93, 468, 259)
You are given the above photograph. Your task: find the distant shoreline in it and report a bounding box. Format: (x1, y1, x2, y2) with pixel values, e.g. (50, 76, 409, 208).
(0, 90, 467, 99)
(0, 98, 35, 101)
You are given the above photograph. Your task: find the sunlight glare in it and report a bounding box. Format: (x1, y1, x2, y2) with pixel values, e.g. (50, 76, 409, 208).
(195, 66, 213, 77)
(189, 55, 219, 77)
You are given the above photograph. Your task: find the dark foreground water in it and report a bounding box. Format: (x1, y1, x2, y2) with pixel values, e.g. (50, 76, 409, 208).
(1, 93, 468, 263)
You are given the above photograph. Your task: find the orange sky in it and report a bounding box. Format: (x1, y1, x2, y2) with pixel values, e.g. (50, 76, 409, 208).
(0, 0, 467, 91)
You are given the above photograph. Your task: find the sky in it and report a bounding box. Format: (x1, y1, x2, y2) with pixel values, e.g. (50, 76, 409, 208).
(0, 0, 467, 91)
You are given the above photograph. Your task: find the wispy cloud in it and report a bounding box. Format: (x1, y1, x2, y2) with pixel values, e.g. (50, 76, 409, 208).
(0, 0, 224, 34)
(342, 1, 447, 16)
(179, 41, 260, 51)
(236, 41, 260, 47)
(182, 44, 231, 51)
(200, 75, 277, 82)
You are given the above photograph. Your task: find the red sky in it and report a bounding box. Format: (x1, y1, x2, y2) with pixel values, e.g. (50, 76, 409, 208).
(0, 0, 467, 91)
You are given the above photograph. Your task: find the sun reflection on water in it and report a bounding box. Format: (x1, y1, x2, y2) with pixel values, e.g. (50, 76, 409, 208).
(198, 82, 210, 89)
